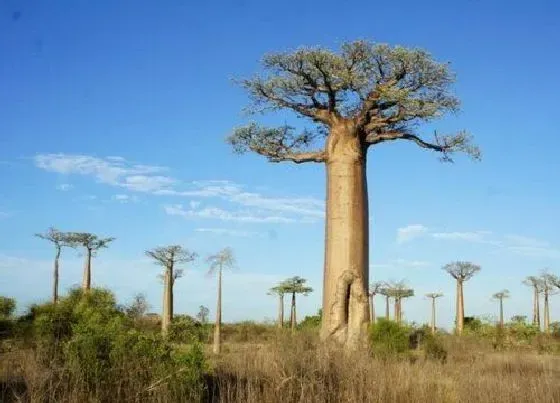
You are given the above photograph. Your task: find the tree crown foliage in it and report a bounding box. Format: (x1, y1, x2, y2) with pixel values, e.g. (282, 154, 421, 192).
(492, 289, 510, 300)
(35, 227, 75, 249)
(442, 261, 481, 281)
(68, 232, 115, 252)
(426, 292, 444, 299)
(281, 276, 313, 296)
(228, 40, 480, 164)
(206, 247, 236, 275)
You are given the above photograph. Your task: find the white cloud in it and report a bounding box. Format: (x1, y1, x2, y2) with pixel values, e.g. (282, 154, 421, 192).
(112, 194, 139, 203)
(164, 204, 296, 223)
(397, 224, 428, 244)
(431, 231, 493, 243)
(195, 228, 263, 237)
(504, 235, 550, 249)
(371, 259, 430, 270)
(56, 183, 73, 191)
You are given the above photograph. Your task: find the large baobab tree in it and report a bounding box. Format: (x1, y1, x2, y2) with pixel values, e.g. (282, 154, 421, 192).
(540, 272, 559, 333)
(207, 247, 236, 354)
(68, 233, 114, 291)
(492, 289, 510, 328)
(145, 245, 197, 335)
(443, 261, 481, 334)
(282, 276, 313, 332)
(368, 281, 384, 323)
(228, 41, 479, 347)
(269, 281, 290, 328)
(35, 227, 74, 303)
(425, 293, 443, 334)
(523, 276, 542, 328)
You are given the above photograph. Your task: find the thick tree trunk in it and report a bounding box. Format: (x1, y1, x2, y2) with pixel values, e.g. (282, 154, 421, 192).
(290, 292, 296, 332)
(385, 296, 389, 320)
(213, 265, 222, 354)
(456, 280, 465, 334)
(161, 269, 170, 335)
(499, 298, 504, 328)
(431, 297, 436, 334)
(82, 248, 92, 291)
(53, 247, 61, 304)
(534, 286, 541, 328)
(320, 126, 369, 348)
(543, 292, 549, 333)
(394, 298, 399, 323)
(369, 294, 376, 324)
(277, 294, 284, 328)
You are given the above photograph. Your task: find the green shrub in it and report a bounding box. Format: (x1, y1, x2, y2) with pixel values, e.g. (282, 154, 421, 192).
(0, 296, 16, 318)
(299, 309, 322, 329)
(169, 314, 209, 343)
(423, 333, 447, 363)
(369, 318, 410, 358)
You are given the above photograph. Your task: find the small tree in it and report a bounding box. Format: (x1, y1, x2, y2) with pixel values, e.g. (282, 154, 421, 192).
(145, 245, 197, 335)
(68, 233, 115, 291)
(35, 227, 75, 303)
(196, 305, 210, 324)
(0, 296, 16, 318)
(523, 276, 543, 328)
(540, 272, 559, 333)
(228, 40, 480, 348)
(368, 281, 384, 324)
(207, 247, 236, 354)
(425, 293, 443, 334)
(492, 289, 510, 328)
(125, 293, 150, 320)
(442, 261, 481, 334)
(268, 282, 290, 328)
(282, 276, 313, 332)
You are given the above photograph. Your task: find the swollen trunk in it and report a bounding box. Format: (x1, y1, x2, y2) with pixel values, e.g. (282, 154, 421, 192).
(53, 247, 61, 303)
(82, 248, 92, 291)
(213, 265, 222, 354)
(320, 131, 369, 348)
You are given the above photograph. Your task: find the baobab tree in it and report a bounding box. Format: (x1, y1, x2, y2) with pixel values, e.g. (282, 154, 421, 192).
(68, 233, 115, 291)
(207, 247, 236, 354)
(379, 287, 391, 320)
(540, 272, 559, 333)
(425, 293, 443, 334)
(35, 227, 74, 303)
(282, 276, 313, 332)
(523, 276, 542, 327)
(368, 281, 384, 323)
(442, 261, 481, 334)
(386, 281, 414, 323)
(269, 281, 290, 328)
(228, 40, 480, 347)
(145, 245, 197, 335)
(492, 289, 510, 328)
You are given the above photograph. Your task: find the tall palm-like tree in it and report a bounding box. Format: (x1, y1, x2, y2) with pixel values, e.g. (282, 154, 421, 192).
(67, 232, 115, 291)
(268, 281, 290, 328)
(145, 245, 197, 335)
(207, 247, 236, 354)
(425, 293, 443, 334)
(35, 227, 75, 303)
(368, 281, 384, 324)
(492, 289, 510, 328)
(523, 276, 542, 328)
(442, 261, 481, 334)
(282, 276, 313, 332)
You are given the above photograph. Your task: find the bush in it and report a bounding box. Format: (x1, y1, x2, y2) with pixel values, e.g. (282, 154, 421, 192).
(169, 314, 209, 343)
(298, 309, 322, 329)
(423, 333, 447, 363)
(0, 296, 16, 318)
(369, 318, 410, 358)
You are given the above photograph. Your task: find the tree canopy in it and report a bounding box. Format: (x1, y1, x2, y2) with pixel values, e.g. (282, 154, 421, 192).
(442, 261, 481, 281)
(228, 40, 480, 163)
(281, 276, 313, 295)
(492, 290, 510, 300)
(69, 233, 115, 253)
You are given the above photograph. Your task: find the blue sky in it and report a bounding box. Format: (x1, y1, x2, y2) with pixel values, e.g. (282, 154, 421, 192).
(1, 0, 559, 328)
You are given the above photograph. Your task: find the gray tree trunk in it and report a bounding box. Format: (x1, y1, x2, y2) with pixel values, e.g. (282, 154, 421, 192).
(277, 293, 284, 328)
(456, 280, 465, 334)
(82, 248, 92, 291)
(385, 296, 389, 319)
(161, 269, 170, 335)
(499, 298, 504, 328)
(431, 297, 436, 334)
(543, 292, 550, 333)
(53, 246, 61, 303)
(534, 286, 541, 328)
(213, 265, 222, 354)
(369, 294, 376, 324)
(320, 126, 369, 349)
(290, 292, 296, 332)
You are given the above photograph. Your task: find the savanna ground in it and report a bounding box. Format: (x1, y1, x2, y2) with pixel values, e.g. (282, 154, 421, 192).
(1, 289, 560, 403)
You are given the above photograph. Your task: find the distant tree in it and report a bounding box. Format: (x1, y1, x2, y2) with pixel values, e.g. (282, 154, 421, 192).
(0, 296, 16, 318)
(145, 245, 197, 335)
(68, 233, 115, 291)
(523, 276, 543, 328)
(368, 281, 384, 323)
(425, 293, 444, 334)
(492, 289, 510, 328)
(207, 247, 236, 354)
(125, 293, 150, 320)
(196, 305, 210, 325)
(378, 287, 391, 320)
(442, 261, 481, 334)
(228, 41, 480, 348)
(268, 281, 290, 328)
(385, 280, 413, 323)
(281, 276, 313, 332)
(511, 315, 527, 324)
(540, 272, 559, 333)
(35, 227, 75, 303)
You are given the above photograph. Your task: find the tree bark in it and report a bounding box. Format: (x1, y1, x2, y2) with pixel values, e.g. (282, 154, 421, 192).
(82, 248, 92, 291)
(161, 269, 170, 335)
(534, 286, 541, 328)
(320, 125, 369, 348)
(431, 297, 436, 334)
(369, 294, 376, 324)
(456, 280, 464, 334)
(53, 246, 61, 304)
(499, 298, 504, 328)
(543, 291, 549, 333)
(277, 293, 284, 328)
(385, 295, 389, 319)
(394, 298, 399, 323)
(213, 264, 222, 354)
(290, 292, 297, 332)
(169, 263, 174, 322)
